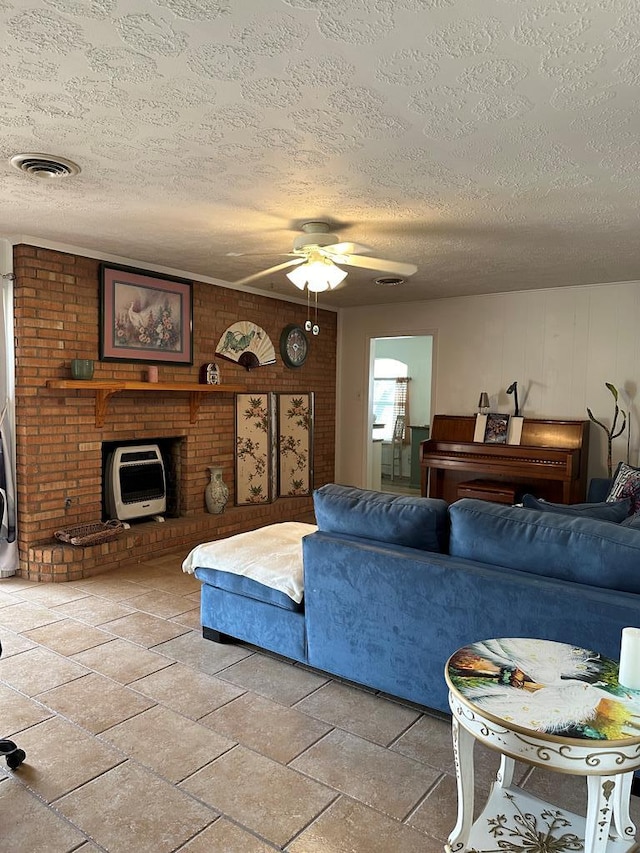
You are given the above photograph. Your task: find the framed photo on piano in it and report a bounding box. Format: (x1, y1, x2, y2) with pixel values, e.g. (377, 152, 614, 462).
(483, 413, 510, 443)
(474, 413, 523, 445)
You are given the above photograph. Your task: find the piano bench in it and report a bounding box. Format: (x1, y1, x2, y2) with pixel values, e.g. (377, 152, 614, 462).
(456, 479, 520, 505)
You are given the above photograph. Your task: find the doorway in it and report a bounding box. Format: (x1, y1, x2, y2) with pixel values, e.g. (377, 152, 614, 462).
(367, 335, 433, 495)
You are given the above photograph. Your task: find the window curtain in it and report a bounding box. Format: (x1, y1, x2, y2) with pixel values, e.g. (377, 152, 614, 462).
(0, 240, 17, 577)
(392, 378, 410, 443)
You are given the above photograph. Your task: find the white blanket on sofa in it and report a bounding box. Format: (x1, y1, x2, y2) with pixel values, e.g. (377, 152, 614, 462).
(181, 521, 317, 604)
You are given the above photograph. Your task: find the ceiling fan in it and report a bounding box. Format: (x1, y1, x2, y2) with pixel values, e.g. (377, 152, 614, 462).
(232, 221, 418, 291)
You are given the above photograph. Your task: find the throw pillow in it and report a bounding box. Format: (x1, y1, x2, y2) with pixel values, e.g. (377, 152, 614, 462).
(606, 462, 640, 514)
(521, 493, 631, 523)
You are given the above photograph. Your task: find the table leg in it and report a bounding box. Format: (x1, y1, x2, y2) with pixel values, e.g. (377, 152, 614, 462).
(585, 775, 616, 853)
(447, 717, 475, 853)
(610, 771, 636, 843)
(496, 754, 515, 789)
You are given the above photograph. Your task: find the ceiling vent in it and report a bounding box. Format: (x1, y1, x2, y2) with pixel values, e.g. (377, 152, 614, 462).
(374, 276, 405, 286)
(9, 153, 81, 180)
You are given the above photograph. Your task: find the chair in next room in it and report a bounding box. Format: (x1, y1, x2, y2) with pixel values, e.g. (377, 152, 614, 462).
(390, 415, 405, 482)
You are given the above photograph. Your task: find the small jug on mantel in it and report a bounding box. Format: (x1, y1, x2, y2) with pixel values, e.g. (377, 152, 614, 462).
(205, 466, 229, 514)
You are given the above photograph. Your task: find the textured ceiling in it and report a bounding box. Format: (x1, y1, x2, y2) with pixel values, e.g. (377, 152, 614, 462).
(1, 0, 640, 308)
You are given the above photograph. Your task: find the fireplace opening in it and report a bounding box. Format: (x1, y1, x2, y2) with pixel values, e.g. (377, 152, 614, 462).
(102, 437, 183, 522)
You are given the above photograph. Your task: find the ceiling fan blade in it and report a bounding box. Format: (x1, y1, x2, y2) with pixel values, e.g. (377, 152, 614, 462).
(232, 258, 304, 286)
(333, 254, 418, 276)
(323, 241, 371, 255)
(226, 251, 288, 257)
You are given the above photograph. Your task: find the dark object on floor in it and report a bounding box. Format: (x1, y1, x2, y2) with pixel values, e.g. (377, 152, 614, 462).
(0, 737, 25, 769)
(0, 639, 26, 769)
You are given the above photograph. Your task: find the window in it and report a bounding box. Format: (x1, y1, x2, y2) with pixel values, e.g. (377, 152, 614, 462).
(372, 358, 409, 442)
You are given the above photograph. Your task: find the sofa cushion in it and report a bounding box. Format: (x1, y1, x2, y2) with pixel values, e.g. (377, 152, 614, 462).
(621, 512, 640, 530)
(313, 484, 449, 552)
(449, 498, 640, 593)
(183, 522, 315, 604)
(521, 493, 631, 523)
(607, 462, 640, 514)
(194, 567, 303, 612)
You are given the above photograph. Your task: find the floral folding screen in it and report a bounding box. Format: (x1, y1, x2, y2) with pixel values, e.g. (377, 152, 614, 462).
(234, 392, 314, 505)
(278, 393, 314, 498)
(235, 393, 276, 505)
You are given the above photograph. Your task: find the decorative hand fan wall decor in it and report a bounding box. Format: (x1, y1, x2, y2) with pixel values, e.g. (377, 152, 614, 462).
(215, 321, 276, 371)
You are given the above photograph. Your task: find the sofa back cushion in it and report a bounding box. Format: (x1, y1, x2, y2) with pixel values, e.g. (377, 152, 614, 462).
(449, 498, 640, 593)
(587, 478, 613, 503)
(521, 493, 631, 522)
(313, 484, 449, 553)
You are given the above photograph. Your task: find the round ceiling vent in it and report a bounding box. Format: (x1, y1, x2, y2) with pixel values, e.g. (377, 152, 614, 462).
(9, 153, 81, 179)
(374, 276, 405, 286)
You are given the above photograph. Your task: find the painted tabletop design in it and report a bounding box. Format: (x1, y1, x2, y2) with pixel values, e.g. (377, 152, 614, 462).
(446, 637, 640, 742)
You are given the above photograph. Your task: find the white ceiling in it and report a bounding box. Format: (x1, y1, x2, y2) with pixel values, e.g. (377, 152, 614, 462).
(2, 0, 640, 308)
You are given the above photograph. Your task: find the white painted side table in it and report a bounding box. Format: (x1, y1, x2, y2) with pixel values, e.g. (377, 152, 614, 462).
(445, 638, 640, 853)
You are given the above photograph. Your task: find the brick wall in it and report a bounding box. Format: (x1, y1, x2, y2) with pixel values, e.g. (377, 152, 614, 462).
(13, 244, 336, 581)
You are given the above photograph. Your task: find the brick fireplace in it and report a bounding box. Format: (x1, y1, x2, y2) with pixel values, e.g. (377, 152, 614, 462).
(13, 245, 336, 581)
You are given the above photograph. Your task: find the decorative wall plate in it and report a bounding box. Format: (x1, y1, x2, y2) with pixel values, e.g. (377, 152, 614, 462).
(215, 321, 275, 371)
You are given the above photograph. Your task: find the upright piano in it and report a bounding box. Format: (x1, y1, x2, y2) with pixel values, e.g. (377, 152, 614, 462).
(419, 415, 590, 504)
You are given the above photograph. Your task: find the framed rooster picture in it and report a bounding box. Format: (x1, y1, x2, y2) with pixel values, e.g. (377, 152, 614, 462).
(99, 264, 193, 364)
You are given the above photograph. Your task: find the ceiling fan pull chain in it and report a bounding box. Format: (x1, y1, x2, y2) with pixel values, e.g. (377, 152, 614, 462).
(313, 292, 319, 335)
(305, 288, 312, 332)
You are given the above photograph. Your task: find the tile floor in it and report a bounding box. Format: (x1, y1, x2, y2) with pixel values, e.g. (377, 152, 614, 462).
(1, 549, 639, 852)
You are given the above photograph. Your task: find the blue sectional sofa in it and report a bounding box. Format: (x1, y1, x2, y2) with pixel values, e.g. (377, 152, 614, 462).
(191, 483, 640, 714)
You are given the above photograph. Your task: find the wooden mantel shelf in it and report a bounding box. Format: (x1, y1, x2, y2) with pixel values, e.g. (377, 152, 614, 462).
(46, 379, 244, 427)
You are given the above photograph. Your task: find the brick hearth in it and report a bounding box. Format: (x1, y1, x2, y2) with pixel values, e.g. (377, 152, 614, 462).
(13, 245, 336, 581)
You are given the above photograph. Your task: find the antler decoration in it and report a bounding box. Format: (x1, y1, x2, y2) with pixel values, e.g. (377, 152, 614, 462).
(506, 382, 520, 417)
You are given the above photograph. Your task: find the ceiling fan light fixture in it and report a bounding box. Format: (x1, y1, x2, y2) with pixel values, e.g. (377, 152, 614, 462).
(233, 221, 417, 290)
(286, 263, 313, 290)
(286, 257, 347, 292)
